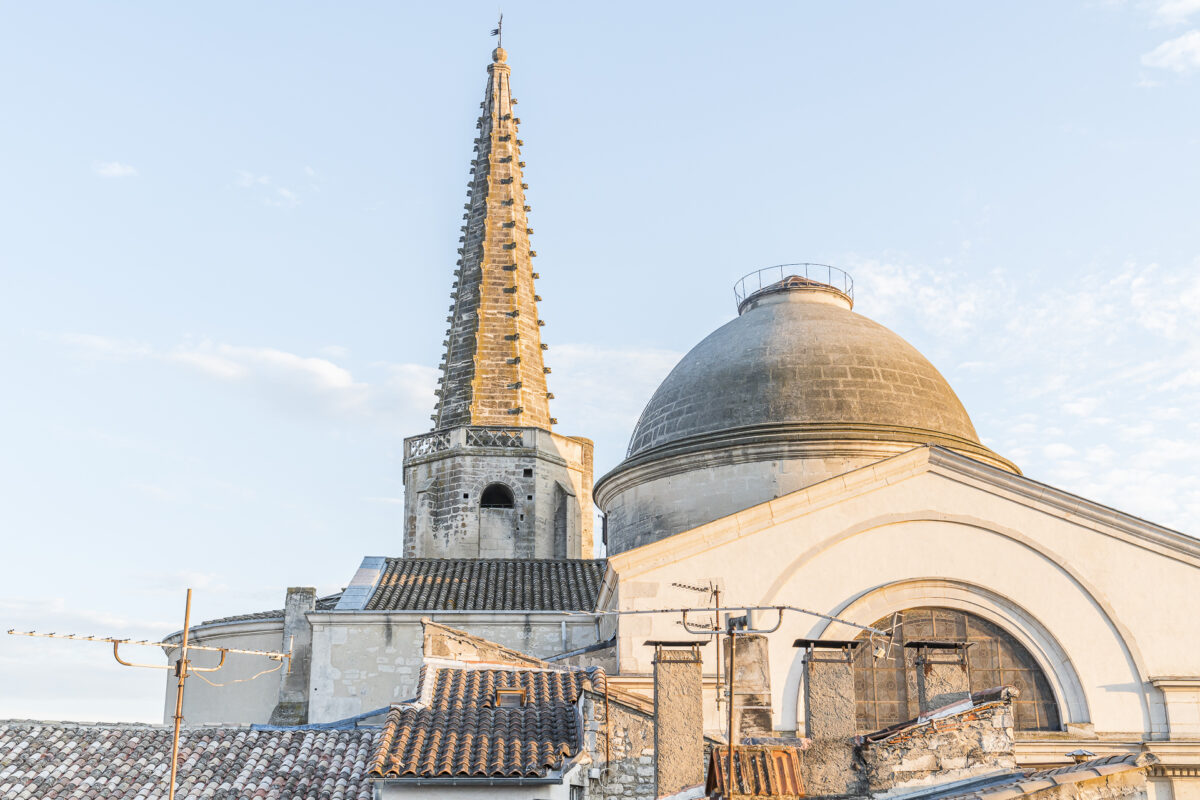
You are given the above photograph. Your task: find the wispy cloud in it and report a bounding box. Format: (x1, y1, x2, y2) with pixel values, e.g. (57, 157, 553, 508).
(60, 334, 437, 429)
(267, 187, 300, 208)
(234, 170, 305, 208)
(93, 161, 138, 178)
(549, 344, 682, 445)
(847, 255, 1200, 536)
(235, 170, 270, 188)
(1142, 29, 1200, 72)
(1152, 0, 1200, 26)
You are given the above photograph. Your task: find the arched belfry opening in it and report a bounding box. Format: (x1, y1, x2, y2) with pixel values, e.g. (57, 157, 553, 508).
(480, 483, 515, 509)
(853, 607, 1061, 732)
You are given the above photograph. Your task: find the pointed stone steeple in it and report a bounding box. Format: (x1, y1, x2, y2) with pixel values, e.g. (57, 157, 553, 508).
(435, 46, 552, 431)
(402, 46, 593, 562)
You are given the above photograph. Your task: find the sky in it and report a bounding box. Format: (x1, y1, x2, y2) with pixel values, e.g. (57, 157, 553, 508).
(1, 2, 1198, 723)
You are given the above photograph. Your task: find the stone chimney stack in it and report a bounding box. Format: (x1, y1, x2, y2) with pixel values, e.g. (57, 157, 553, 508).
(905, 641, 972, 713)
(796, 639, 862, 740)
(268, 586, 316, 725)
(649, 641, 706, 799)
(794, 639, 863, 797)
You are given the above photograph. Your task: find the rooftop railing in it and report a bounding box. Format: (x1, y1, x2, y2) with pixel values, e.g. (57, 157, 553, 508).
(733, 263, 854, 311)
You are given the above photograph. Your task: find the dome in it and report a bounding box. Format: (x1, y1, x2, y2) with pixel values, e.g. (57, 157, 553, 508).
(627, 274, 1000, 461)
(595, 266, 1017, 554)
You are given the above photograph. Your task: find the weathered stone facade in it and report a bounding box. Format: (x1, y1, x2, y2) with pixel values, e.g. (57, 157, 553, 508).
(581, 689, 656, 800)
(861, 698, 1018, 796)
(403, 426, 592, 558)
(653, 646, 706, 798)
(268, 586, 316, 725)
(435, 47, 550, 431)
(402, 46, 593, 559)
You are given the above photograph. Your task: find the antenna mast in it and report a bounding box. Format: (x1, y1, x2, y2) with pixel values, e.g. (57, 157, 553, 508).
(8, 588, 292, 800)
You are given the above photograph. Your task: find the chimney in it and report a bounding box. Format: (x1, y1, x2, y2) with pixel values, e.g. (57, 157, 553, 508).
(725, 633, 774, 739)
(795, 639, 862, 740)
(905, 641, 972, 713)
(268, 586, 316, 725)
(649, 640, 707, 799)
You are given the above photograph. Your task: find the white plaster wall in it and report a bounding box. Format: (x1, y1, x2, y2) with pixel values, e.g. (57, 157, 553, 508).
(308, 613, 603, 723)
(161, 621, 285, 725)
(605, 454, 1200, 743)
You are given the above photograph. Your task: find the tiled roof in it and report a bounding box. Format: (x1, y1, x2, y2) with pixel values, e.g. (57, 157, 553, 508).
(369, 665, 593, 779)
(196, 592, 342, 628)
(935, 754, 1158, 800)
(706, 745, 806, 799)
(0, 721, 375, 800)
(364, 558, 607, 611)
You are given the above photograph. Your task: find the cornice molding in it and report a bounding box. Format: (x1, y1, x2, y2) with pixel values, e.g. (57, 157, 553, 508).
(606, 446, 1200, 576)
(594, 422, 1018, 504)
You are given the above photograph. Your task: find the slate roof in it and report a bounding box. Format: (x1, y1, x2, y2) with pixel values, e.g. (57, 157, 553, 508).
(0, 721, 375, 800)
(364, 558, 607, 611)
(369, 665, 593, 779)
(195, 592, 343, 628)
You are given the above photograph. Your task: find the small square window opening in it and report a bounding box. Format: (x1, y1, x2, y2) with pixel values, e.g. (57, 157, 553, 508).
(496, 688, 526, 707)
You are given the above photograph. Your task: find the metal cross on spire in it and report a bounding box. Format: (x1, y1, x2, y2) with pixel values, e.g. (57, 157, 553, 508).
(490, 12, 503, 47)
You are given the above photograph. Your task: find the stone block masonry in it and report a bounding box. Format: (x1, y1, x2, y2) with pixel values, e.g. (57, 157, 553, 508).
(402, 426, 593, 558)
(435, 47, 551, 432)
(401, 47, 593, 560)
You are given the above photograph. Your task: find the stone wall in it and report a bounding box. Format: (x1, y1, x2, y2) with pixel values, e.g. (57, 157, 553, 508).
(862, 700, 1017, 796)
(403, 427, 592, 558)
(307, 612, 601, 723)
(581, 690, 656, 800)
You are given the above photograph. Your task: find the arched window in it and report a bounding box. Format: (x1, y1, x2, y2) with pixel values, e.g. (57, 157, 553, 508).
(480, 483, 515, 509)
(852, 607, 1061, 733)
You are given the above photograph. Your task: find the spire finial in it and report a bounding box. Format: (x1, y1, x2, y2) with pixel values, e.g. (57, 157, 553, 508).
(490, 12, 503, 49)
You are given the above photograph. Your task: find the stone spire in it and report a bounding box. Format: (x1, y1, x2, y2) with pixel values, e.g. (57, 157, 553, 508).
(434, 46, 552, 431)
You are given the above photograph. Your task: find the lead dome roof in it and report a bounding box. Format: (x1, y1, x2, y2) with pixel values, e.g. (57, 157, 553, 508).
(626, 278, 994, 460)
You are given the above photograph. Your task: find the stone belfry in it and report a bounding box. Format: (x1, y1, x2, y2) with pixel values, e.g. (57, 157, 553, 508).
(401, 45, 594, 560)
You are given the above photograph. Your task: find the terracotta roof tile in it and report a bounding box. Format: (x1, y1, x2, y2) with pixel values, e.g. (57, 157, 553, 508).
(706, 745, 806, 798)
(364, 558, 607, 611)
(0, 722, 374, 799)
(369, 666, 592, 780)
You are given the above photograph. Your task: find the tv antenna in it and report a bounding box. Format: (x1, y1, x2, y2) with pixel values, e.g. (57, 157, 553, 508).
(8, 588, 292, 800)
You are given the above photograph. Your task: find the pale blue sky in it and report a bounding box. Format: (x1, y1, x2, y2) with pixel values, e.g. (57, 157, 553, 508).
(1, 2, 1198, 722)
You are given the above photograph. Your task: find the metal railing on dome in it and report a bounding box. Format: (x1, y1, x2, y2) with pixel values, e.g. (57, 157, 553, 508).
(733, 263, 854, 309)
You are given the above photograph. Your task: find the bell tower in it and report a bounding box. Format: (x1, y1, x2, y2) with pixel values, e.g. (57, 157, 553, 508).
(402, 46, 594, 560)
